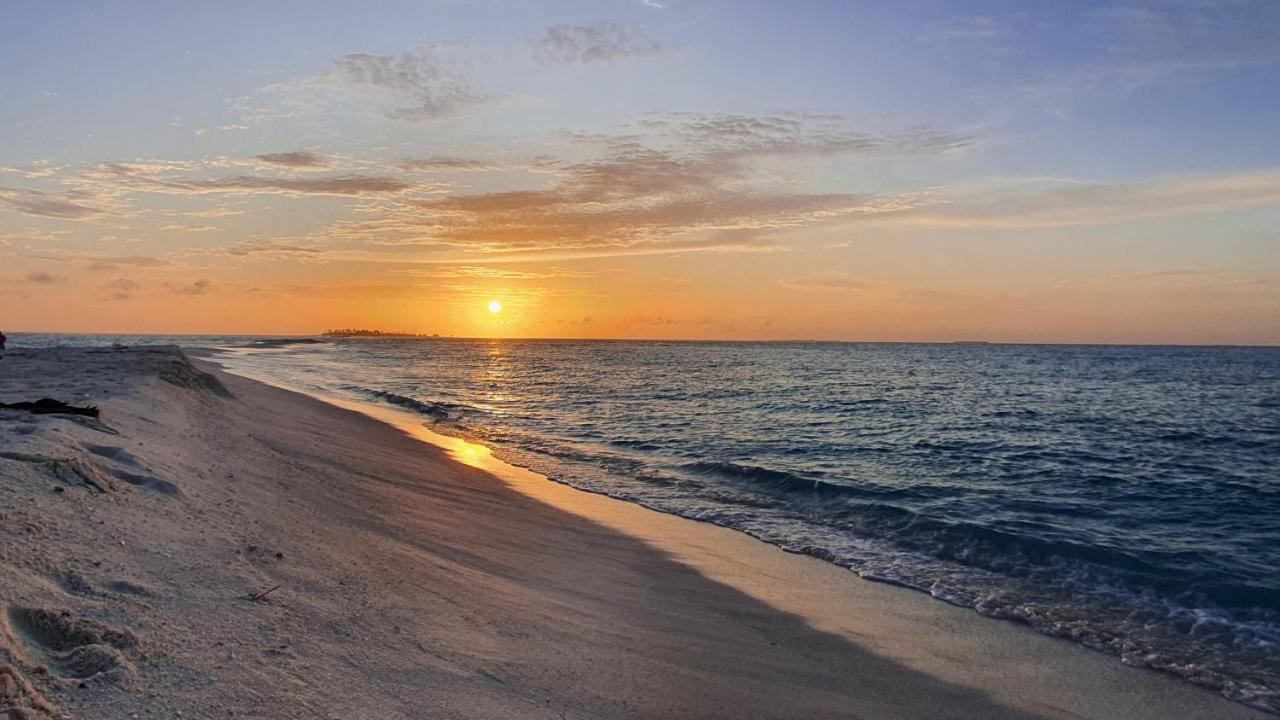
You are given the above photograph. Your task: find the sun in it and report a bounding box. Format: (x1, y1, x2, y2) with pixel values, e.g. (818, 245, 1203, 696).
(487, 300, 502, 314)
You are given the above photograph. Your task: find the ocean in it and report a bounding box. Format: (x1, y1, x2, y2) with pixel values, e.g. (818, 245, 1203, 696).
(12, 334, 1280, 712)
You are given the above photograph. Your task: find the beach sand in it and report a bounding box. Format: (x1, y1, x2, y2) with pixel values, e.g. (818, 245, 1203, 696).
(0, 346, 1268, 719)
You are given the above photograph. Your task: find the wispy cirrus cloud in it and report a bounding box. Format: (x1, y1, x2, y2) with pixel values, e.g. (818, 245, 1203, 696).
(86, 255, 171, 271)
(185, 207, 244, 218)
(167, 279, 213, 295)
(93, 162, 413, 197)
(1085, 1, 1280, 73)
(379, 113, 965, 255)
(951, 3, 1280, 103)
(779, 273, 869, 292)
(28, 111, 970, 266)
(25, 270, 63, 284)
(399, 155, 560, 174)
(1121, 268, 1270, 291)
(638, 111, 973, 158)
(0, 161, 60, 179)
(104, 277, 139, 300)
(221, 238, 326, 258)
(0, 187, 114, 220)
(332, 47, 492, 121)
(253, 150, 331, 169)
(28, 252, 173, 272)
(904, 172, 1280, 229)
(230, 44, 494, 125)
(537, 20, 666, 64)
(399, 265, 596, 280)
(161, 174, 410, 196)
(929, 15, 1012, 42)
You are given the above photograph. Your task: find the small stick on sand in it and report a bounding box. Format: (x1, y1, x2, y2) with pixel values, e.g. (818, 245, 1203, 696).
(251, 585, 281, 602)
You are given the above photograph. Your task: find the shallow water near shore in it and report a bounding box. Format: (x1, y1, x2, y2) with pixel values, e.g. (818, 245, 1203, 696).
(13, 333, 1280, 713)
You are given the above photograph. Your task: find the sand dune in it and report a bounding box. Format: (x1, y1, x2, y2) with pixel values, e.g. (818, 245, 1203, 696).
(0, 347, 1268, 719)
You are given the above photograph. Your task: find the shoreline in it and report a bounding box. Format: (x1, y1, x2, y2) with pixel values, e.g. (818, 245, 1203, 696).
(208, 341, 1279, 713)
(0, 346, 1270, 719)
(198, 349, 1275, 718)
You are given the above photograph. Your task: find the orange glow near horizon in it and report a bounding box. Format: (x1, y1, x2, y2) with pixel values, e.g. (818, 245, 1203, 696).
(2, 5, 1279, 347)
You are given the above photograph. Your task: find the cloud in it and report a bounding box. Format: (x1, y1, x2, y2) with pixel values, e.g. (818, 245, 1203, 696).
(0, 162, 59, 179)
(987, 3, 1280, 103)
(624, 314, 734, 330)
(399, 156, 560, 173)
(403, 265, 595, 279)
(104, 277, 139, 300)
(45, 111, 967, 266)
(1086, 1, 1280, 72)
(165, 174, 411, 196)
(780, 273, 869, 292)
(25, 271, 62, 284)
(87, 255, 170, 271)
(904, 172, 1280, 229)
(26, 252, 172, 272)
(379, 114, 961, 256)
(332, 48, 491, 121)
(185, 207, 244, 218)
(96, 163, 412, 197)
(254, 150, 331, 168)
(167, 279, 213, 295)
(1128, 269, 1217, 279)
(227, 43, 495, 124)
(1120, 268, 1270, 291)
(400, 156, 501, 173)
(223, 239, 324, 257)
(641, 112, 973, 158)
(537, 20, 666, 64)
(930, 15, 1011, 41)
(0, 188, 110, 219)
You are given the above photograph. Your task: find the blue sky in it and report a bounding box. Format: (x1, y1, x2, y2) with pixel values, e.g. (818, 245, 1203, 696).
(1, 1, 1278, 342)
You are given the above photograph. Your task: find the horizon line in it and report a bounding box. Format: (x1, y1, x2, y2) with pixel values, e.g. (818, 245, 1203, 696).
(6, 330, 1279, 350)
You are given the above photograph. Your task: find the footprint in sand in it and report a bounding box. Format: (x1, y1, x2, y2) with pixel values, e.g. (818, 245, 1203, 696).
(0, 452, 118, 494)
(2, 607, 139, 686)
(111, 470, 184, 498)
(103, 580, 154, 598)
(84, 445, 143, 467)
(50, 572, 156, 600)
(84, 445, 184, 498)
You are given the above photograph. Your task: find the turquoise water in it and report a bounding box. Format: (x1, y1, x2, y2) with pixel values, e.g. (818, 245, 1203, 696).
(13, 334, 1280, 712)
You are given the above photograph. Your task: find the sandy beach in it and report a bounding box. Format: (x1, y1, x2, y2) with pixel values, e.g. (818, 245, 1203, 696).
(0, 346, 1269, 720)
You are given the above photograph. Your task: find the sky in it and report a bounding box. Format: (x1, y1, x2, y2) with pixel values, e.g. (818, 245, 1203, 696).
(1, 0, 1278, 344)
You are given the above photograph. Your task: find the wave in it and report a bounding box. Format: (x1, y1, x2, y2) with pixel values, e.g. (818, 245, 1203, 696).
(674, 461, 1280, 711)
(240, 337, 324, 349)
(341, 386, 470, 421)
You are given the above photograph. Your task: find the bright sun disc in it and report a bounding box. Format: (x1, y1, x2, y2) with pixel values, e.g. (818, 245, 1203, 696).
(488, 300, 502, 314)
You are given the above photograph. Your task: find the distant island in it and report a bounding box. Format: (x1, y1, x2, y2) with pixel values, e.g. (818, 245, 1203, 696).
(322, 328, 439, 338)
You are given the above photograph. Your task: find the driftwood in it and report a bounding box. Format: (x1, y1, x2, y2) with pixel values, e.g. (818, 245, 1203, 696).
(0, 398, 100, 418)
